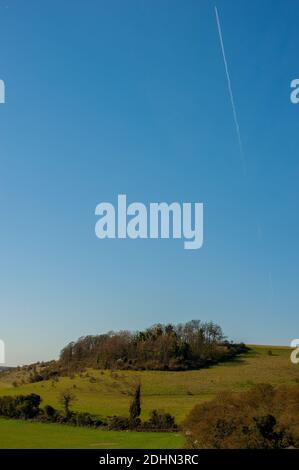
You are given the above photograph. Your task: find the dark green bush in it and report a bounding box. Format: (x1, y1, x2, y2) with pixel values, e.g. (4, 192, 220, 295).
(108, 416, 131, 430)
(143, 409, 177, 430)
(75, 412, 95, 427)
(43, 404, 57, 421)
(0, 393, 41, 419)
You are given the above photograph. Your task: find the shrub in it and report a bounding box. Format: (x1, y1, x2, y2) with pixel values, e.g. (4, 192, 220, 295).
(15, 394, 41, 419)
(43, 404, 57, 421)
(55, 414, 69, 424)
(108, 416, 131, 430)
(59, 389, 77, 417)
(143, 409, 177, 430)
(29, 373, 44, 383)
(0, 394, 41, 420)
(184, 384, 299, 449)
(75, 412, 94, 427)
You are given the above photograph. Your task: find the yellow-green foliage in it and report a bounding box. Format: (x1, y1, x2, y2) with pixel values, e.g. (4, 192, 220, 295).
(0, 346, 297, 423)
(183, 383, 299, 448)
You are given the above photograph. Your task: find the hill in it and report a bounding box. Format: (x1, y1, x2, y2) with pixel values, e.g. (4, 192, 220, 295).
(0, 345, 297, 423)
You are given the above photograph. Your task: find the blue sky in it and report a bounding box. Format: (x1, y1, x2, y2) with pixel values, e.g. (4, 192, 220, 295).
(0, 0, 298, 365)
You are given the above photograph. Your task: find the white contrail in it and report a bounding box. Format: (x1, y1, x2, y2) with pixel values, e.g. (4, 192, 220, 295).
(215, 6, 246, 172)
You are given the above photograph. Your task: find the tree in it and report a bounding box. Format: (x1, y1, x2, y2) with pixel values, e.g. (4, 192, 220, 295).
(44, 404, 57, 421)
(146, 409, 176, 430)
(129, 383, 141, 422)
(183, 384, 297, 449)
(59, 389, 76, 417)
(58, 320, 242, 371)
(16, 393, 41, 419)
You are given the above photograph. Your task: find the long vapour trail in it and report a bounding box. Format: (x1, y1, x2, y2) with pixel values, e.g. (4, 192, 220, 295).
(214, 6, 246, 173)
(215, 7, 274, 300)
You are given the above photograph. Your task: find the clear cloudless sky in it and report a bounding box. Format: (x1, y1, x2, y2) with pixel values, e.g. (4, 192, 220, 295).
(0, 0, 298, 366)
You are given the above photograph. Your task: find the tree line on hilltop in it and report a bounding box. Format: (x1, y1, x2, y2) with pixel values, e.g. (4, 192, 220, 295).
(58, 320, 248, 372)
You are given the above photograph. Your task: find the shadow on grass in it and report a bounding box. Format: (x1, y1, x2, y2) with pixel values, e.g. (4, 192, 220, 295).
(206, 348, 255, 370)
(217, 355, 249, 367)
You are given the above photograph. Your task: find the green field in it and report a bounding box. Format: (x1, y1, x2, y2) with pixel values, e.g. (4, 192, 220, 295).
(0, 346, 297, 422)
(0, 345, 297, 448)
(0, 418, 183, 449)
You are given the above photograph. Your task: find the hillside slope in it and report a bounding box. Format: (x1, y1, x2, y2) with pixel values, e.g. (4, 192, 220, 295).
(0, 346, 297, 423)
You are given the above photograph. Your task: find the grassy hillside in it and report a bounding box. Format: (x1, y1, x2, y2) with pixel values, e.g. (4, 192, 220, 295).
(0, 346, 297, 423)
(0, 418, 184, 449)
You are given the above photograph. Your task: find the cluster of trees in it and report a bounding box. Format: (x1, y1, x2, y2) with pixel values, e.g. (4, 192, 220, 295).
(0, 391, 103, 427)
(184, 383, 299, 448)
(28, 364, 59, 384)
(59, 320, 248, 372)
(0, 393, 41, 420)
(108, 383, 177, 431)
(0, 384, 177, 432)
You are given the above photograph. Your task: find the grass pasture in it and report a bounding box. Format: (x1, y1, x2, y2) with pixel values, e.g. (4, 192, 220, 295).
(0, 418, 184, 449)
(0, 345, 297, 448)
(0, 346, 297, 423)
